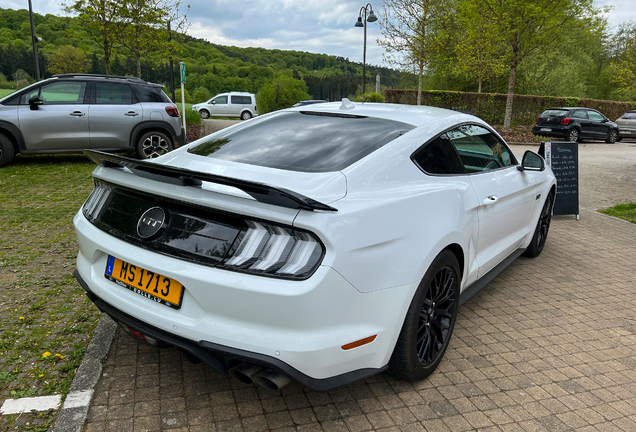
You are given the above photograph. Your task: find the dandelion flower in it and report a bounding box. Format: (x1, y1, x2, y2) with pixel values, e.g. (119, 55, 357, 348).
(55, 354, 66, 359)
(19, 317, 24, 320)
(42, 352, 51, 358)
(39, 374, 44, 378)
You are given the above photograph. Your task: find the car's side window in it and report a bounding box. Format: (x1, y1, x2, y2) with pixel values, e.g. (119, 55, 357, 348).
(588, 111, 604, 121)
(231, 96, 249, 104)
(95, 83, 135, 105)
(412, 136, 465, 175)
(21, 82, 87, 105)
(447, 124, 514, 173)
(572, 110, 588, 119)
(214, 96, 228, 105)
(133, 86, 166, 103)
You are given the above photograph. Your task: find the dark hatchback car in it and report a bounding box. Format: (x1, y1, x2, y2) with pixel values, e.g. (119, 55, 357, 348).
(533, 107, 619, 143)
(616, 110, 636, 141)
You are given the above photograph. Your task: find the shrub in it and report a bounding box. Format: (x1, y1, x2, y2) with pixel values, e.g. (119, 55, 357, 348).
(256, 76, 310, 114)
(356, 92, 385, 103)
(181, 107, 201, 125)
(175, 88, 191, 104)
(192, 87, 210, 104)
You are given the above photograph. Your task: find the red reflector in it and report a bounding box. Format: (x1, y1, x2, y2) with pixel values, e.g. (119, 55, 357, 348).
(127, 326, 147, 342)
(560, 118, 571, 125)
(165, 106, 180, 117)
(535, 117, 539, 123)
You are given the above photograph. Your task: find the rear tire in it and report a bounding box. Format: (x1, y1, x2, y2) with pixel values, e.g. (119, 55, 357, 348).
(523, 192, 554, 258)
(199, 110, 210, 119)
(388, 250, 460, 381)
(136, 131, 172, 159)
(567, 128, 580, 143)
(605, 130, 618, 144)
(240, 111, 252, 120)
(0, 132, 15, 168)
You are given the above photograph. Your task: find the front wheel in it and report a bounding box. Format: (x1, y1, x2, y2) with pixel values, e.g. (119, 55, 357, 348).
(199, 110, 210, 119)
(567, 128, 580, 143)
(136, 131, 172, 159)
(388, 250, 460, 381)
(605, 130, 618, 144)
(0, 132, 15, 168)
(523, 192, 554, 258)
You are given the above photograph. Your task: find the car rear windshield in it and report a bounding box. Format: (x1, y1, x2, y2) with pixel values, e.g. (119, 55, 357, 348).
(188, 111, 414, 172)
(541, 109, 569, 117)
(620, 112, 636, 120)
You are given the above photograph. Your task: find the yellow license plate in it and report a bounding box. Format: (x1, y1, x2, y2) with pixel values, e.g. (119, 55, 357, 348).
(105, 256, 184, 309)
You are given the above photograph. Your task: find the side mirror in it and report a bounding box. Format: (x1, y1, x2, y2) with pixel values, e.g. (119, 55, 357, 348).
(211, 100, 216, 105)
(29, 95, 43, 110)
(517, 150, 545, 172)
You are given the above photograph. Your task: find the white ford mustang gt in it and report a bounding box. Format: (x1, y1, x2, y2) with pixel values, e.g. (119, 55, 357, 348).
(74, 100, 556, 391)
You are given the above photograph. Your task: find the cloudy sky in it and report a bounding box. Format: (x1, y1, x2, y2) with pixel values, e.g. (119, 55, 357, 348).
(1, 0, 635, 67)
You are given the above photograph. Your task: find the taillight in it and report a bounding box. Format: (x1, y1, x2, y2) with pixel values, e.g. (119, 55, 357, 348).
(165, 106, 180, 117)
(221, 220, 324, 279)
(560, 118, 571, 125)
(83, 180, 112, 221)
(535, 117, 539, 123)
(254, 105, 257, 112)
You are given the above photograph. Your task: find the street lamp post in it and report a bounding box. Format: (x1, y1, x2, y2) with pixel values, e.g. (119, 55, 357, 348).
(354, 4, 377, 95)
(28, 0, 41, 81)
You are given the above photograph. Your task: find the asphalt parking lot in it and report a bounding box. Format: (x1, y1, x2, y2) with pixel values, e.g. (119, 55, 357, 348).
(81, 141, 636, 432)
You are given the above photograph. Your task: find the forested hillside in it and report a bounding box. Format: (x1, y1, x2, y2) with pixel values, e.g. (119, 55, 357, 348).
(0, 7, 406, 102)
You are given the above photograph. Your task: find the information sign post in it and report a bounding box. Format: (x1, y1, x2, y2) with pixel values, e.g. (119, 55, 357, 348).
(179, 62, 186, 135)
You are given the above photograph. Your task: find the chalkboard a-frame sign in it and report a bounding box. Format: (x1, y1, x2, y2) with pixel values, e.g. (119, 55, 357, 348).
(539, 142, 579, 220)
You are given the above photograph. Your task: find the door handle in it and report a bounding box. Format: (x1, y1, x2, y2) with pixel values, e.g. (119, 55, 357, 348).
(70, 111, 85, 117)
(124, 111, 139, 116)
(483, 195, 498, 205)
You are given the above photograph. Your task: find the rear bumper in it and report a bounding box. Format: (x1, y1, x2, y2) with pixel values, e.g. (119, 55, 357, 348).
(532, 125, 568, 138)
(175, 126, 186, 147)
(618, 127, 636, 138)
(75, 270, 384, 391)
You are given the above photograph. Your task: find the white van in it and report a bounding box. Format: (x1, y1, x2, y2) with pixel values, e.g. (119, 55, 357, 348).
(192, 92, 257, 120)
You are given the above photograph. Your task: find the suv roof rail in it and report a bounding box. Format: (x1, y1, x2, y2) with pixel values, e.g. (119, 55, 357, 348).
(53, 73, 147, 83)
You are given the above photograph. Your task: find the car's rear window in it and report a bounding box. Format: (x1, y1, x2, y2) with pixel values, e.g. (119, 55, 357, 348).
(541, 109, 569, 117)
(620, 112, 636, 120)
(188, 111, 414, 172)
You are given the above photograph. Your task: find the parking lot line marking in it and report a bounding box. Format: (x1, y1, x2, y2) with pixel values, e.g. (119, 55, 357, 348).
(0, 394, 62, 415)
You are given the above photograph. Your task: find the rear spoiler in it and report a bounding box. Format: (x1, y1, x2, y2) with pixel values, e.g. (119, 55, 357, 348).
(84, 150, 338, 212)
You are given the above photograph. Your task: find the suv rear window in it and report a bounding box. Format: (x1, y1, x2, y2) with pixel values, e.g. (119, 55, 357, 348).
(188, 111, 414, 172)
(541, 109, 569, 117)
(620, 112, 636, 120)
(133, 86, 171, 103)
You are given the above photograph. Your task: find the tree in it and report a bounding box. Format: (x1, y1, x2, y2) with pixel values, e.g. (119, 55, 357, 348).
(450, 4, 506, 93)
(377, 0, 449, 105)
(120, 0, 188, 78)
(66, 0, 126, 75)
(256, 76, 310, 114)
(608, 22, 636, 100)
(460, 0, 607, 131)
(48, 45, 91, 75)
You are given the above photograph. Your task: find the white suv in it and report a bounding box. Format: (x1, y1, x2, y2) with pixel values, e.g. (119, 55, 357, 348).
(192, 92, 257, 121)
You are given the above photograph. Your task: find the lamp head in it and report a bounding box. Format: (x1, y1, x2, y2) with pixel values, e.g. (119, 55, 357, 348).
(367, 10, 378, 22)
(355, 16, 364, 27)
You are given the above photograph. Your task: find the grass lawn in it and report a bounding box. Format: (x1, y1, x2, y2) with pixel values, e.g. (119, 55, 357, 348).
(600, 202, 636, 223)
(0, 155, 101, 431)
(0, 89, 16, 99)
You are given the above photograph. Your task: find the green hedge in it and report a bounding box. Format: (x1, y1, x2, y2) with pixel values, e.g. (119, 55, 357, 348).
(384, 90, 636, 126)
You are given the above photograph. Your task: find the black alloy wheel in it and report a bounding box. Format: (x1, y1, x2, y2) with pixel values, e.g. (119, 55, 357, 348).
(523, 192, 553, 257)
(388, 250, 460, 381)
(416, 266, 457, 365)
(567, 128, 579, 143)
(605, 130, 618, 144)
(200, 110, 210, 119)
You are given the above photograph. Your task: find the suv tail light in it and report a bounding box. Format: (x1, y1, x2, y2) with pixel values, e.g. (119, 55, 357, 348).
(165, 106, 180, 117)
(221, 220, 324, 279)
(560, 118, 571, 125)
(535, 117, 539, 123)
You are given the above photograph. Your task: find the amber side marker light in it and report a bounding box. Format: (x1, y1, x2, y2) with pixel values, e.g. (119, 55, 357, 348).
(341, 335, 377, 350)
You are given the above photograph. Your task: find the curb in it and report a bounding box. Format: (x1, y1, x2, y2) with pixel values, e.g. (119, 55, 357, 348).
(51, 313, 117, 432)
